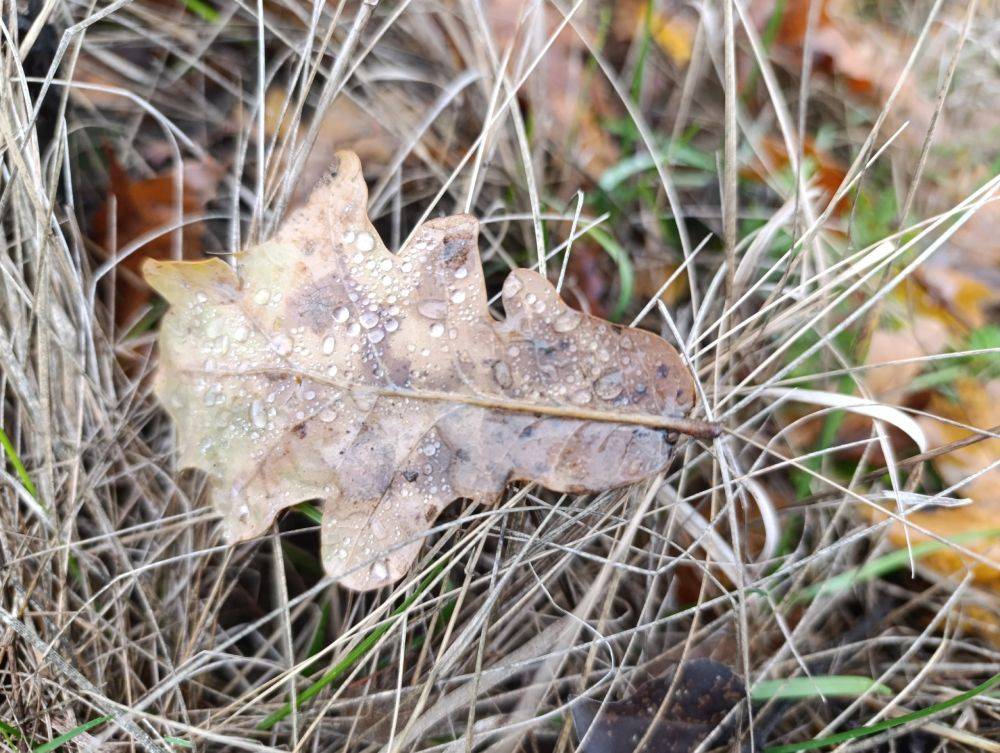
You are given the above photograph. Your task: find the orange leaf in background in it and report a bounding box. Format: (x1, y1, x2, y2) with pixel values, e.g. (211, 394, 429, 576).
(753, 0, 932, 148)
(882, 379, 1000, 590)
(90, 152, 222, 321)
(743, 135, 847, 209)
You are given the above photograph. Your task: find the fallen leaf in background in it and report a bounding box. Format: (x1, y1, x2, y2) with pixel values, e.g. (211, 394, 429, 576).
(612, 0, 695, 67)
(264, 89, 394, 208)
(89, 151, 222, 321)
(649, 11, 695, 66)
(905, 267, 999, 331)
(863, 319, 950, 399)
(485, 0, 618, 177)
(571, 659, 744, 753)
(939, 201, 1000, 290)
(754, 0, 933, 149)
(743, 135, 848, 209)
(145, 151, 710, 591)
(881, 379, 1000, 590)
(635, 259, 688, 308)
(564, 242, 614, 318)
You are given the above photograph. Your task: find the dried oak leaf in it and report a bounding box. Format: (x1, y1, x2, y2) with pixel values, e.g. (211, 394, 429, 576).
(144, 151, 710, 591)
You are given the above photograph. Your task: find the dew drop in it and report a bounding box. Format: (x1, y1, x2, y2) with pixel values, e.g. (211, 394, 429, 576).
(347, 322, 361, 337)
(253, 289, 270, 305)
(595, 371, 624, 400)
(333, 306, 350, 323)
(554, 311, 581, 333)
(450, 290, 466, 304)
(571, 388, 592, 405)
(454, 266, 469, 279)
(368, 329, 385, 344)
(233, 325, 248, 342)
(503, 275, 523, 297)
(271, 334, 293, 356)
(372, 561, 389, 580)
(384, 318, 399, 332)
(251, 399, 267, 428)
(356, 231, 375, 252)
(342, 230, 356, 244)
(359, 311, 379, 329)
(418, 299, 448, 320)
(429, 322, 445, 338)
(322, 336, 336, 354)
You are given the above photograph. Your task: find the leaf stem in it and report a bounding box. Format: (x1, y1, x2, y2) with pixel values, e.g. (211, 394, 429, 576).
(199, 368, 723, 439)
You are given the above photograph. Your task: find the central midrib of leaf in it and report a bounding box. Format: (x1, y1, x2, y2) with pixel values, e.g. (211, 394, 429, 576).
(185, 366, 721, 437)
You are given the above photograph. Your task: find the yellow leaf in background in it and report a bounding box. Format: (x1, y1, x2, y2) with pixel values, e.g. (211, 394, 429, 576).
(635, 261, 689, 308)
(902, 267, 999, 331)
(650, 12, 694, 66)
(883, 379, 1000, 589)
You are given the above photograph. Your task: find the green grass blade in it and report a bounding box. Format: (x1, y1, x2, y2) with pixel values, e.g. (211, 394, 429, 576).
(303, 602, 332, 676)
(164, 736, 193, 748)
(764, 673, 1000, 753)
(182, 0, 219, 22)
(751, 676, 891, 701)
(257, 563, 444, 731)
(33, 716, 109, 753)
(0, 425, 38, 499)
(792, 528, 1000, 603)
(294, 502, 323, 525)
(0, 719, 22, 744)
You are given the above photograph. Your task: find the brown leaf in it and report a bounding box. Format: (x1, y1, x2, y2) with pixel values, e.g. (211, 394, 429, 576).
(863, 319, 950, 400)
(90, 151, 222, 320)
(484, 1, 618, 176)
(144, 151, 712, 591)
